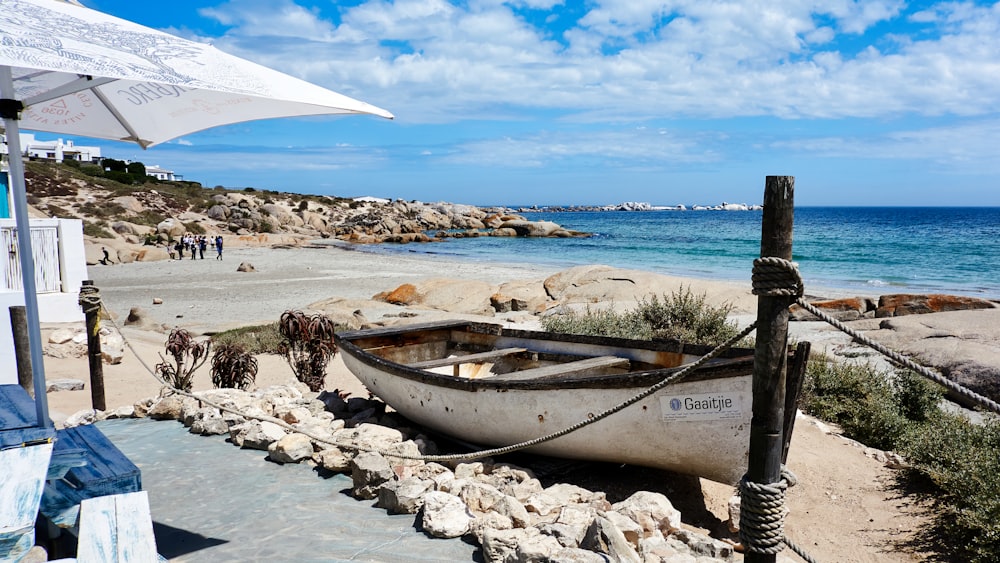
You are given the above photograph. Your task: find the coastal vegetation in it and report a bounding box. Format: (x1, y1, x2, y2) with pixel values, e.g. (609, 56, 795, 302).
(801, 360, 1000, 562)
(541, 286, 740, 346)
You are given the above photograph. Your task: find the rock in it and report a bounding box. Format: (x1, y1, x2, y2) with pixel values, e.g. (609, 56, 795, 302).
(790, 297, 875, 321)
(670, 529, 735, 559)
(156, 218, 186, 238)
(237, 261, 256, 272)
(602, 511, 643, 548)
(152, 298, 163, 305)
(865, 309, 1000, 404)
(147, 395, 194, 421)
(420, 491, 474, 539)
(105, 405, 135, 419)
(515, 532, 567, 561)
(481, 528, 533, 563)
(876, 293, 997, 318)
(333, 423, 405, 452)
(376, 476, 432, 514)
(63, 409, 100, 428)
(124, 307, 160, 332)
(233, 420, 287, 450)
(46, 378, 85, 392)
(99, 326, 125, 364)
(611, 491, 682, 537)
(351, 452, 396, 499)
(268, 433, 315, 463)
(190, 415, 229, 436)
(313, 448, 352, 473)
(48, 328, 77, 344)
(497, 219, 567, 237)
(458, 480, 506, 513)
(580, 516, 642, 562)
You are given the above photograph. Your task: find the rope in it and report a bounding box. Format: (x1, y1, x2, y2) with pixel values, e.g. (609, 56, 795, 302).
(78, 284, 102, 315)
(794, 299, 1000, 415)
(96, 296, 759, 464)
(752, 257, 804, 298)
(739, 467, 796, 555)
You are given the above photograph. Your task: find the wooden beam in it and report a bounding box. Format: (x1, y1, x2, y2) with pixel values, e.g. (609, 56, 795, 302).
(746, 176, 795, 563)
(492, 356, 630, 381)
(409, 347, 527, 369)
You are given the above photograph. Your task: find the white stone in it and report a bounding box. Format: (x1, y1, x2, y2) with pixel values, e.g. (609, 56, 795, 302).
(48, 328, 77, 344)
(612, 491, 682, 537)
(268, 433, 315, 463)
(421, 491, 474, 539)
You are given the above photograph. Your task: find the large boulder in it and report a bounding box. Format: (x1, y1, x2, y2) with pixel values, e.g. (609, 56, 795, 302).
(864, 309, 1000, 404)
(497, 220, 564, 237)
(375, 279, 498, 316)
(790, 297, 876, 322)
(156, 218, 186, 238)
(875, 294, 997, 318)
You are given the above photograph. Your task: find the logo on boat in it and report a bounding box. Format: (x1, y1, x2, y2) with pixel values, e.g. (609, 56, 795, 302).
(660, 392, 743, 421)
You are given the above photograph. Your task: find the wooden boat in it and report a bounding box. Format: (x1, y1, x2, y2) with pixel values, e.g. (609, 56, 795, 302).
(336, 320, 805, 485)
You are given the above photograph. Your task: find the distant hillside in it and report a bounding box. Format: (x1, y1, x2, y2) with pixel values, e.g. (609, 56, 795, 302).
(22, 160, 575, 264)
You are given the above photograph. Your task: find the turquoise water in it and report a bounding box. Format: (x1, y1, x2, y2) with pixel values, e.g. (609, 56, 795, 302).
(367, 207, 1000, 299)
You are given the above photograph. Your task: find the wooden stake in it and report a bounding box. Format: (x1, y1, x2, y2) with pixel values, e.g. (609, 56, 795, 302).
(9, 305, 33, 397)
(746, 176, 795, 563)
(82, 280, 106, 411)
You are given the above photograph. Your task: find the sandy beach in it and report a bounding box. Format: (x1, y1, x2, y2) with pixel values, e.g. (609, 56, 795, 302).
(38, 244, 930, 562)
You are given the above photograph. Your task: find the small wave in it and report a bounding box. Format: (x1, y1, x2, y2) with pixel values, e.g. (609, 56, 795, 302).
(866, 279, 891, 287)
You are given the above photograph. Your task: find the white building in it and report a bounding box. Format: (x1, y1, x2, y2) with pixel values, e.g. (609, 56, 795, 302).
(19, 133, 102, 163)
(0, 218, 88, 384)
(145, 165, 175, 181)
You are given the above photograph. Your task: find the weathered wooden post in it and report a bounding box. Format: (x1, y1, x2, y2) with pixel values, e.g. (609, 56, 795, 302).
(744, 176, 795, 562)
(9, 305, 33, 396)
(81, 280, 106, 411)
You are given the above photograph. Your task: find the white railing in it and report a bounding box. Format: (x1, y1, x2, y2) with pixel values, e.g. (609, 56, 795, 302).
(1, 225, 62, 293)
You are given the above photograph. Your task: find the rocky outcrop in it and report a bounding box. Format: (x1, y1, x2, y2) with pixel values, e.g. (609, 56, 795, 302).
(875, 294, 997, 317)
(790, 297, 877, 321)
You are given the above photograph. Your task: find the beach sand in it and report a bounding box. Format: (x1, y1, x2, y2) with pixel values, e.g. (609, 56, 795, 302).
(38, 245, 927, 562)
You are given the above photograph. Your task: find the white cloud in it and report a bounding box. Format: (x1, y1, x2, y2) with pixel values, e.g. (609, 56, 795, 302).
(185, 0, 1000, 125)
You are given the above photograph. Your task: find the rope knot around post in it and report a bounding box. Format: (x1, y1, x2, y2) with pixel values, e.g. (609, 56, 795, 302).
(752, 257, 804, 298)
(78, 283, 103, 316)
(739, 467, 797, 555)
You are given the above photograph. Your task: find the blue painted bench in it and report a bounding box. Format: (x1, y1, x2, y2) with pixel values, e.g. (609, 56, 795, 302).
(41, 424, 143, 528)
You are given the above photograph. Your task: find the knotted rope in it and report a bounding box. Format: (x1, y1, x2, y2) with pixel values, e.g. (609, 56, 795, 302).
(78, 283, 102, 316)
(739, 467, 797, 555)
(752, 256, 804, 298)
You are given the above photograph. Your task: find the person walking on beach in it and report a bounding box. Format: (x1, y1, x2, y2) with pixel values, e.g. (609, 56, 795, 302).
(175, 240, 184, 260)
(100, 246, 110, 265)
(215, 236, 223, 260)
(199, 236, 207, 259)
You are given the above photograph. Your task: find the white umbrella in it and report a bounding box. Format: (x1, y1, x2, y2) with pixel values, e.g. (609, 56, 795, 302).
(0, 0, 393, 427)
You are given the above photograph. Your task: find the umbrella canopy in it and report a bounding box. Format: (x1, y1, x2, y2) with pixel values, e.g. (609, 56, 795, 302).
(1, 0, 392, 147)
(1, 0, 393, 427)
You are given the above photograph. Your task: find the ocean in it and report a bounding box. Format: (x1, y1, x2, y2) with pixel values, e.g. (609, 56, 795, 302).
(361, 207, 1000, 300)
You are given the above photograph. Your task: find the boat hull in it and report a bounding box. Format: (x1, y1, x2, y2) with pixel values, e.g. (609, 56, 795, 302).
(337, 321, 756, 485)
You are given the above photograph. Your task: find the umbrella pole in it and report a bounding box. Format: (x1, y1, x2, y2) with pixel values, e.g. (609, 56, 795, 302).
(1, 67, 52, 428)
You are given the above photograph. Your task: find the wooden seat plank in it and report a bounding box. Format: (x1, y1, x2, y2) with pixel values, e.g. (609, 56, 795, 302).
(410, 347, 527, 369)
(492, 356, 630, 381)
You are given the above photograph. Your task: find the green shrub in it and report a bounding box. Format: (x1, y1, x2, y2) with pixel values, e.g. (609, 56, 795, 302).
(80, 164, 104, 177)
(63, 159, 81, 169)
(541, 287, 738, 346)
(183, 221, 205, 234)
(901, 414, 1000, 562)
(543, 306, 653, 340)
(82, 220, 114, 239)
(211, 323, 284, 355)
(104, 170, 135, 185)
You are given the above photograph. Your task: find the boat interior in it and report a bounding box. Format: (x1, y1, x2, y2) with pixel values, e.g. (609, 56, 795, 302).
(341, 322, 754, 383)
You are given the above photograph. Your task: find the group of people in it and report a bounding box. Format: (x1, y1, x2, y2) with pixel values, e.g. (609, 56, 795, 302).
(172, 234, 223, 260)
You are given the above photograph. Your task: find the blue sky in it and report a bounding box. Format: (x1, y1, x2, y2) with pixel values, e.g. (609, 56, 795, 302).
(54, 0, 1000, 206)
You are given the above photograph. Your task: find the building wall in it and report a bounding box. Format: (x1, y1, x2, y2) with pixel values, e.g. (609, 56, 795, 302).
(0, 219, 87, 385)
